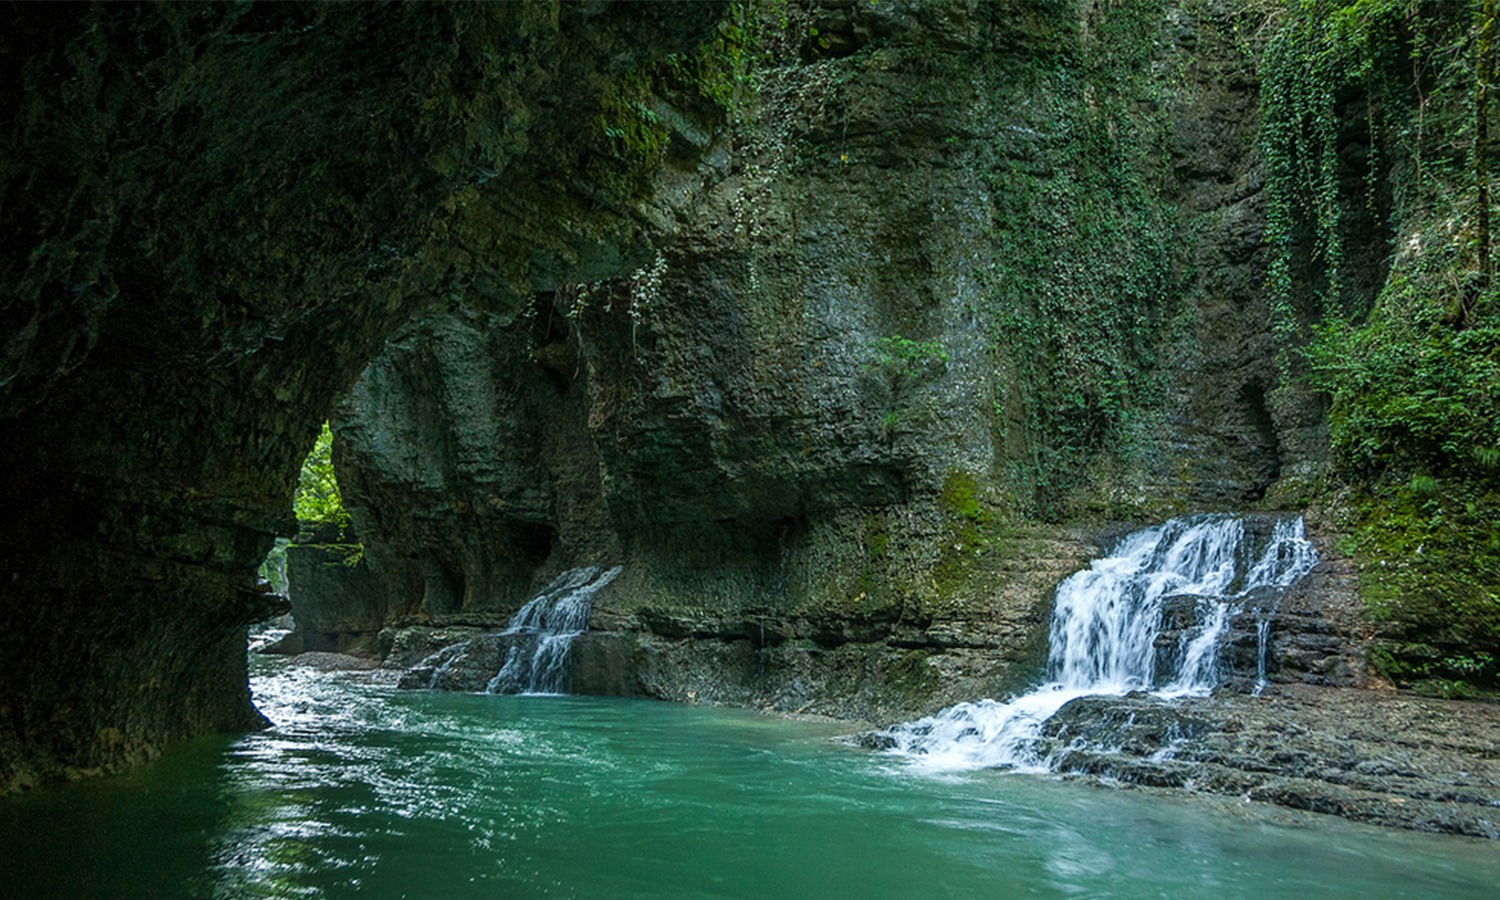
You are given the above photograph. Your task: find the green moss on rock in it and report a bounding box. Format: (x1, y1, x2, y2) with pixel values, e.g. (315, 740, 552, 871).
(884, 649, 939, 700)
(933, 471, 1009, 600)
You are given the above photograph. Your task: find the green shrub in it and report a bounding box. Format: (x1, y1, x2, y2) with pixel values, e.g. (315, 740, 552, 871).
(864, 336, 949, 382)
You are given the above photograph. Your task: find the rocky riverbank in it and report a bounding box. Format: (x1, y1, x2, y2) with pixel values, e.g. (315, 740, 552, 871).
(316, 525, 1099, 723)
(352, 513, 1500, 840)
(862, 685, 1500, 840)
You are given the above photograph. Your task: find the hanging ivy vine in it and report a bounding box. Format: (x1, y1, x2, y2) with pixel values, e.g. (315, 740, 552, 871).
(1266, 0, 1500, 695)
(974, 0, 1180, 519)
(1258, 0, 1412, 378)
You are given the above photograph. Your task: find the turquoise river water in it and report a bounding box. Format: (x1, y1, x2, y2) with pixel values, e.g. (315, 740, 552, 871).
(4, 655, 1498, 899)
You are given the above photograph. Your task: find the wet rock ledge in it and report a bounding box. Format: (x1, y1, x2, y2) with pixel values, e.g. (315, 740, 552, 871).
(1034, 686, 1500, 840)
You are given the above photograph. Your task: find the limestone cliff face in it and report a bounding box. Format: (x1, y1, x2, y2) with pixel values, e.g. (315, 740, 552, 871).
(0, 0, 1397, 789)
(0, 1, 725, 790)
(334, 2, 1373, 719)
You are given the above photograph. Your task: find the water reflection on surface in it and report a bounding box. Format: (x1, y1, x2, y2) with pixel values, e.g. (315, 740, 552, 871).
(4, 656, 1499, 899)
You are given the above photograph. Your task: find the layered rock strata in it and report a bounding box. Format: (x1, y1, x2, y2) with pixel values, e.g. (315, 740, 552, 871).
(0, 0, 1433, 795)
(259, 525, 388, 658)
(1035, 686, 1500, 840)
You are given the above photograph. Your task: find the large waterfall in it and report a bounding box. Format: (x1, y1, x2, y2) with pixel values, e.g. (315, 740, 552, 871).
(880, 515, 1317, 771)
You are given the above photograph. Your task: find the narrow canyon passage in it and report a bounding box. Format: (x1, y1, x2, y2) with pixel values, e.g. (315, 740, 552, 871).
(4, 2, 1499, 895)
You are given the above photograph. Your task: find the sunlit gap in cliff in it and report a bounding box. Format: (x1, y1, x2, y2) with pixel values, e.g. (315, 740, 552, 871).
(876, 514, 1317, 772)
(249, 537, 293, 651)
(248, 421, 355, 654)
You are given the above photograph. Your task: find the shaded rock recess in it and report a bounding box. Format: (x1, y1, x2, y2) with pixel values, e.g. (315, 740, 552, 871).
(0, 0, 726, 790)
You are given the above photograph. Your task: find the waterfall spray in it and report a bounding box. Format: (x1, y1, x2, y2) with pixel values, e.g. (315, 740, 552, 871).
(879, 515, 1316, 771)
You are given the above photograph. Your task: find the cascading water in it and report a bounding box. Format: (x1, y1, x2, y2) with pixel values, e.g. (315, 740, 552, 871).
(485, 565, 623, 695)
(880, 515, 1316, 771)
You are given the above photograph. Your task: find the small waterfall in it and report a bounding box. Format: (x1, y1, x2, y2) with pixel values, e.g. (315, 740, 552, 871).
(879, 515, 1316, 771)
(485, 566, 622, 695)
(1252, 617, 1274, 697)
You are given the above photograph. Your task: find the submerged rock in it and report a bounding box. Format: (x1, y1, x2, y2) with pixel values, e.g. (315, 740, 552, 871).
(287, 652, 382, 673)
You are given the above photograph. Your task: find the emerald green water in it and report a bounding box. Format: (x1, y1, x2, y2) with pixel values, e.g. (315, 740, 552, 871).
(5, 658, 1498, 899)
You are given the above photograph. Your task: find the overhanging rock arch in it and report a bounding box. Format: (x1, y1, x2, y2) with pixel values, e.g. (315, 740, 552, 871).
(0, 0, 728, 791)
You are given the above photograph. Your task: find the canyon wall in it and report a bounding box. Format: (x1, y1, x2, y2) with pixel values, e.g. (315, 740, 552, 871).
(6, 0, 1478, 790)
(333, 1, 1384, 719)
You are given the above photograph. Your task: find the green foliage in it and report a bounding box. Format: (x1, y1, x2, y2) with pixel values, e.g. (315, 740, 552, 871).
(597, 76, 669, 158)
(1259, 0, 1409, 361)
(1308, 284, 1500, 479)
(939, 471, 981, 520)
(973, 1, 1178, 518)
(932, 471, 1009, 599)
(598, 0, 756, 162)
(294, 422, 349, 529)
(679, 0, 758, 115)
(1267, 1, 1500, 692)
(884, 649, 938, 699)
(865, 336, 949, 381)
(257, 538, 290, 596)
(1337, 470, 1500, 692)
(1261, 0, 1488, 364)
(865, 336, 948, 440)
